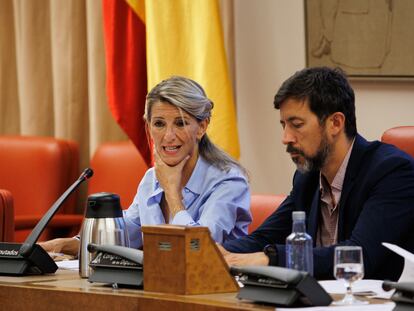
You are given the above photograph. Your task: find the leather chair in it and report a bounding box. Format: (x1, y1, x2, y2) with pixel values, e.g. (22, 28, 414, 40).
(0, 136, 83, 242)
(249, 194, 286, 233)
(0, 189, 14, 242)
(381, 126, 414, 158)
(88, 141, 149, 209)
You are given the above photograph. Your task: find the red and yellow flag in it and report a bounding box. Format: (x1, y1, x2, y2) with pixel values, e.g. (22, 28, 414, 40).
(102, 0, 150, 165)
(102, 0, 239, 162)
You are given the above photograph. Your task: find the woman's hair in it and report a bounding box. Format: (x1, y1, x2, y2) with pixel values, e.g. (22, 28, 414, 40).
(145, 76, 247, 177)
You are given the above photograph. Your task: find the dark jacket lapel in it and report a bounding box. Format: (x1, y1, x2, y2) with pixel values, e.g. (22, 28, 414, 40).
(337, 135, 372, 240)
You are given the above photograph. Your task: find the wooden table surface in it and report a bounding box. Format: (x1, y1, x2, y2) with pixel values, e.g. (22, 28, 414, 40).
(0, 270, 389, 311)
(0, 270, 277, 311)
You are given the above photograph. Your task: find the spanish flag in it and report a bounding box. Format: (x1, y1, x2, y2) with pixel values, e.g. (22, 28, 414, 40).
(102, 0, 240, 163)
(102, 0, 150, 165)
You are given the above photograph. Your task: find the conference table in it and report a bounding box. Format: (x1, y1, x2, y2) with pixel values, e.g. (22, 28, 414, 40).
(0, 269, 391, 311)
(0, 269, 279, 310)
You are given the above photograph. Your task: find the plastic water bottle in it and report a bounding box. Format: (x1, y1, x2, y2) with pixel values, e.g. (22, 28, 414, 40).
(286, 211, 313, 275)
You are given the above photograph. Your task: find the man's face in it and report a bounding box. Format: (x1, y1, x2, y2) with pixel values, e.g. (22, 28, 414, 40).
(279, 98, 331, 173)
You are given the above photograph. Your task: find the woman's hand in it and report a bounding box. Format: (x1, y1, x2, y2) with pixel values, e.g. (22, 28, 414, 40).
(153, 149, 189, 194)
(154, 149, 189, 217)
(38, 237, 80, 257)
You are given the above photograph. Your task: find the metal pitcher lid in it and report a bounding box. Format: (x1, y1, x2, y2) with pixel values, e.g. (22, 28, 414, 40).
(85, 192, 123, 218)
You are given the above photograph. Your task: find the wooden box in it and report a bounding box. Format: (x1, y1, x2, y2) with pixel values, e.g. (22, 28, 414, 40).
(142, 225, 238, 295)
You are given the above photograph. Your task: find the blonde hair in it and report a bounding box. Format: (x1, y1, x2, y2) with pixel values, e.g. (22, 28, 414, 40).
(145, 76, 247, 177)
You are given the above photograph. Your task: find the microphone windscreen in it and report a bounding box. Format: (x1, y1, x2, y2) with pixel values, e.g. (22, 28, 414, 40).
(82, 168, 94, 179)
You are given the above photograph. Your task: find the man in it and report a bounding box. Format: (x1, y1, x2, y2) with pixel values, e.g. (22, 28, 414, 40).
(221, 67, 414, 281)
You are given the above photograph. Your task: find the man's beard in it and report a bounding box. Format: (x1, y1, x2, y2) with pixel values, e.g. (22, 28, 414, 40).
(286, 134, 331, 173)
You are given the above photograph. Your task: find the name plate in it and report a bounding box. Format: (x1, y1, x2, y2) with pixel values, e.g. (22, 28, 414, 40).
(142, 225, 238, 295)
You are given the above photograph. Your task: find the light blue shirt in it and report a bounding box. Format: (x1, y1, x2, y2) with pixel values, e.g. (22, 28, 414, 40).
(123, 156, 251, 248)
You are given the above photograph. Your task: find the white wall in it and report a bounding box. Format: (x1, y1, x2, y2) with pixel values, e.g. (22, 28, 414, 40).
(234, 0, 414, 195)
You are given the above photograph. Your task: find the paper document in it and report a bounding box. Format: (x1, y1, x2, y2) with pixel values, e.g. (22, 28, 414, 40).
(382, 242, 414, 282)
(56, 259, 79, 271)
(277, 302, 395, 311)
(319, 279, 393, 299)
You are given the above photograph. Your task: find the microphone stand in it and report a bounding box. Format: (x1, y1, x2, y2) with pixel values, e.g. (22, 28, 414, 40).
(0, 168, 93, 276)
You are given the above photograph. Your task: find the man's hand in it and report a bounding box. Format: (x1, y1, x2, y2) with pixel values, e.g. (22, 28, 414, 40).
(217, 243, 269, 267)
(224, 252, 269, 266)
(216, 243, 230, 255)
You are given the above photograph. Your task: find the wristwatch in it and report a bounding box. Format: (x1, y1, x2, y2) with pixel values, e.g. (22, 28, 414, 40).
(263, 244, 279, 266)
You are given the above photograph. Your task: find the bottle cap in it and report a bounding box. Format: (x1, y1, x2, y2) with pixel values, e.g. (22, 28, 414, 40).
(292, 211, 306, 221)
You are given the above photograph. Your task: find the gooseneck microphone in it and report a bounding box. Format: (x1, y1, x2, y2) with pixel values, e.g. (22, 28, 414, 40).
(19, 168, 93, 257)
(0, 168, 93, 276)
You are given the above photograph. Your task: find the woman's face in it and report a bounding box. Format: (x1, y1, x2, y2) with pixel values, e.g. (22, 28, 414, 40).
(149, 101, 208, 166)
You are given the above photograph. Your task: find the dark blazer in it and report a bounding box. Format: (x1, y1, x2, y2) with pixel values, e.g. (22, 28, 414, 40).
(224, 135, 414, 280)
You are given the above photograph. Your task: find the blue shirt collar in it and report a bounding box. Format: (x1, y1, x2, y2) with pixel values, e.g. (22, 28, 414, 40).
(183, 155, 209, 195)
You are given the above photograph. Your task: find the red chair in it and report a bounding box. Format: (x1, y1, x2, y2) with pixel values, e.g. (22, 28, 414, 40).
(88, 141, 149, 209)
(381, 126, 414, 158)
(0, 189, 14, 242)
(0, 136, 82, 242)
(249, 194, 286, 233)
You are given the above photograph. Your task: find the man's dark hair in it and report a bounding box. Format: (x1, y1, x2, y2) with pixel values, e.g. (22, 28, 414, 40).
(274, 67, 357, 138)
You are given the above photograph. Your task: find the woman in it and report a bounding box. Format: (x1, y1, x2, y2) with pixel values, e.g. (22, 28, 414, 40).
(41, 76, 251, 254)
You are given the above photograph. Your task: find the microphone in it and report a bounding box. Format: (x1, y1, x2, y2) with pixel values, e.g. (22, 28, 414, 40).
(0, 168, 93, 275)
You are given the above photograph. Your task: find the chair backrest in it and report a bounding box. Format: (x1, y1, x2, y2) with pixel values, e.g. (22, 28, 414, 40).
(381, 126, 414, 158)
(0, 136, 79, 241)
(0, 189, 14, 242)
(88, 141, 149, 209)
(249, 194, 286, 233)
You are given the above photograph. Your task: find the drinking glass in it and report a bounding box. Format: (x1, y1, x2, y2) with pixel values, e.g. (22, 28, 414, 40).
(333, 246, 368, 305)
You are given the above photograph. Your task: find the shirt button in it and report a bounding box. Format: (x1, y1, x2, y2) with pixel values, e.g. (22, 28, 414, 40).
(184, 188, 190, 193)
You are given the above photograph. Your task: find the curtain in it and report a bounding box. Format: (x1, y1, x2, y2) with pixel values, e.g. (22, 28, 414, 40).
(0, 0, 235, 207)
(0, 0, 127, 174)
